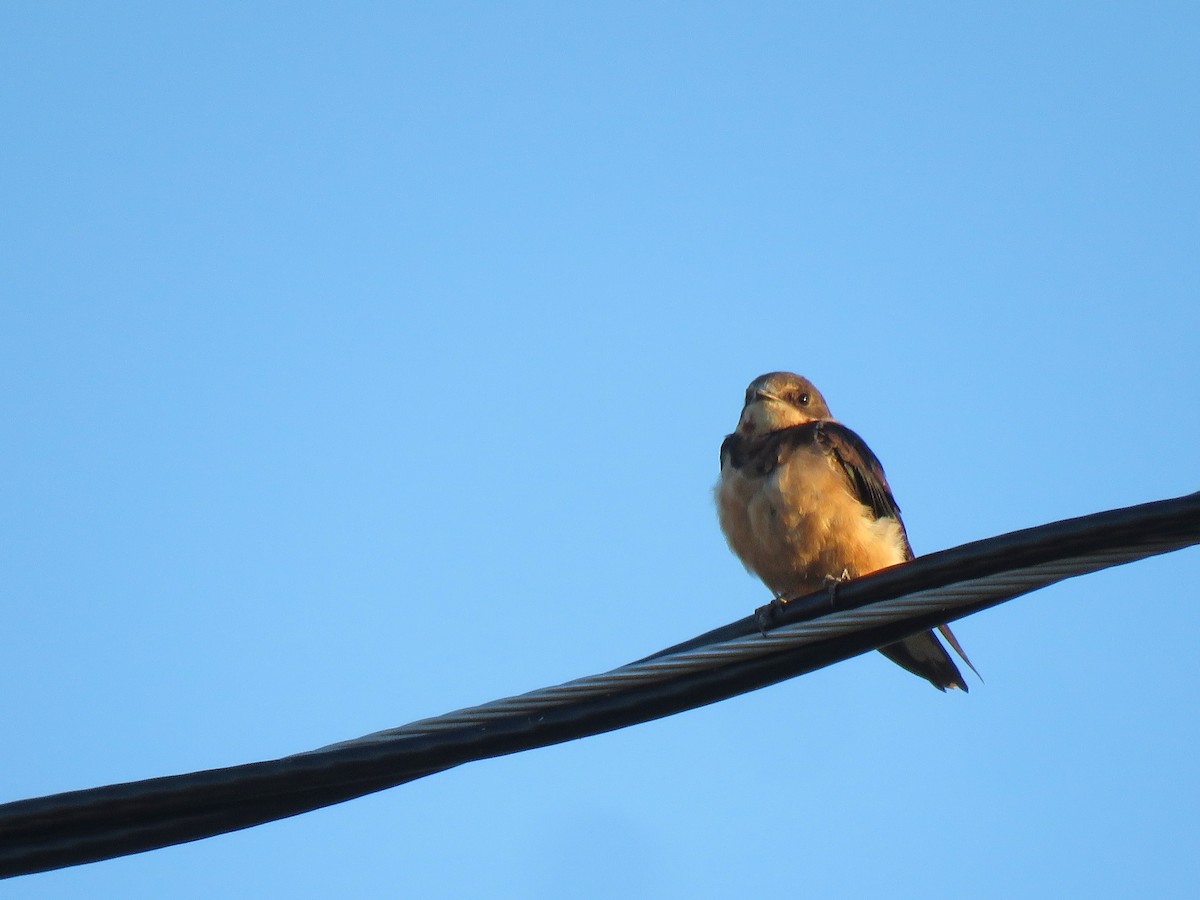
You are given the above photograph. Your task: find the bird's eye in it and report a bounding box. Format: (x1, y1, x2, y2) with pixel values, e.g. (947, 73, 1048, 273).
(797, 392, 809, 406)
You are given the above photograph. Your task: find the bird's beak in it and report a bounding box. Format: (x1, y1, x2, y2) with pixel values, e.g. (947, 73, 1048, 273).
(754, 389, 785, 404)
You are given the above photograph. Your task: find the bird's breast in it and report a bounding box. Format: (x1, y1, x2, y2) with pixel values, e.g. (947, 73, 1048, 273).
(717, 444, 908, 598)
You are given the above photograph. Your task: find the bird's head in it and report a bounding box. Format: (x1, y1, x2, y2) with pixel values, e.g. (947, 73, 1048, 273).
(736, 372, 831, 435)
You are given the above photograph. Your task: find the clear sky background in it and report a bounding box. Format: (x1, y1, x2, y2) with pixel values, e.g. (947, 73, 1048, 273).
(3, 4, 1198, 898)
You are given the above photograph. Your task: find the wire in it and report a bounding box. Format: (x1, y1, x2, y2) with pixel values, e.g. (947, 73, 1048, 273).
(1, 491, 1197, 879)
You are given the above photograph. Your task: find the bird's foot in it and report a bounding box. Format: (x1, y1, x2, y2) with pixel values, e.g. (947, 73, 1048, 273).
(754, 592, 791, 635)
(823, 570, 851, 607)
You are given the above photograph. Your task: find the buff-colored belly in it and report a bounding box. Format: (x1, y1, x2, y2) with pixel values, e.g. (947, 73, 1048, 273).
(716, 446, 907, 598)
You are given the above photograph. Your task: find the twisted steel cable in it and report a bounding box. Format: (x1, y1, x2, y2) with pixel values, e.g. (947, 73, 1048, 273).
(1, 491, 1197, 879)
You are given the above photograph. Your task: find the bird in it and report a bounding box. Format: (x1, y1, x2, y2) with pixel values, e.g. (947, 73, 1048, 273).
(715, 371, 975, 691)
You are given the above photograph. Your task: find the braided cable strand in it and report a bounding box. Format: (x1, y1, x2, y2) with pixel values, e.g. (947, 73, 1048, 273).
(327, 533, 1187, 746)
(1, 492, 1197, 878)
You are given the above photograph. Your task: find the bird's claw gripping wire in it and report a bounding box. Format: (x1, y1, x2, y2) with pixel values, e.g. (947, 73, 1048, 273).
(824, 570, 851, 606)
(754, 594, 790, 634)
(755, 570, 851, 635)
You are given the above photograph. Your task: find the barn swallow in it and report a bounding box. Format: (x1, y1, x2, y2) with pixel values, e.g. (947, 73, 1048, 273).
(715, 372, 975, 691)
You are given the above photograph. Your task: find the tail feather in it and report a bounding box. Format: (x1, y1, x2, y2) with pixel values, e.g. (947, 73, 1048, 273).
(937, 623, 982, 682)
(878, 630, 969, 692)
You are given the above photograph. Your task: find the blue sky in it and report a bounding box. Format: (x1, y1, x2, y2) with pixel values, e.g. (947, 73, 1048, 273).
(3, 3, 1198, 897)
